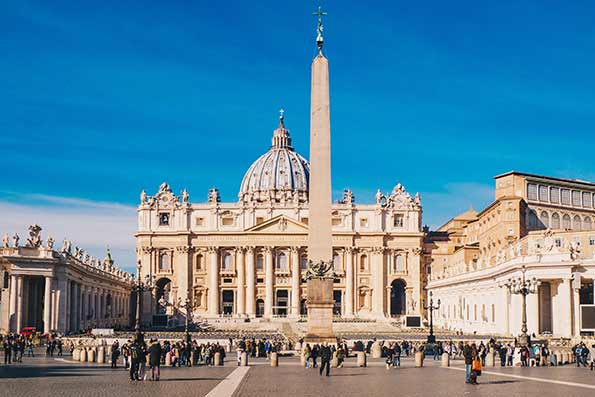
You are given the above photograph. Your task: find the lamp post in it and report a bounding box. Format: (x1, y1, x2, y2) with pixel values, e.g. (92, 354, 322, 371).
(133, 260, 155, 344)
(424, 291, 441, 344)
(502, 264, 540, 347)
(178, 292, 192, 344)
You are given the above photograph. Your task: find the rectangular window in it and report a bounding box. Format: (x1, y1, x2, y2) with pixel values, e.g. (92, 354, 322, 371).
(159, 212, 170, 226)
(195, 217, 204, 226)
(221, 217, 234, 226)
(527, 183, 538, 201)
(256, 217, 264, 225)
(572, 190, 581, 206)
(589, 237, 595, 246)
(300, 217, 309, 225)
(561, 189, 571, 205)
(550, 187, 560, 204)
(256, 277, 264, 284)
(539, 185, 549, 202)
(360, 218, 368, 227)
(583, 192, 592, 208)
(332, 217, 342, 226)
(393, 214, 404, 227)
(555, 238, 562, 247)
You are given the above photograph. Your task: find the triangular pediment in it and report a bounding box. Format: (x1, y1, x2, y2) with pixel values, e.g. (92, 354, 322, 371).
(245, 215, 308, 233)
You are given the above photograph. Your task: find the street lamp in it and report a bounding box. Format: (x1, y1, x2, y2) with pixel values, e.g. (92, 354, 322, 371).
(133, 260, 155, 344)
(502, 264, 540, 346)
(178, 292, 192, 344)
(424, 291, 441, 344)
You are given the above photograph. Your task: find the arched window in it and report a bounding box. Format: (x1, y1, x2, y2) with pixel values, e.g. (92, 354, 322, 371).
(222, 252, 233, 270)
(300, 255, 308, 271)
(256, 254, 264, 271)
(393, 254, 404, 273)
(584, 217, 592, 230)
(573, 215, 582, 231)
(159, 253, 170, 271)
(562, 214, 571, 229)
(276, 252, 287, 271)
(540, 211, 549, 229)
(195, 254, 204, 271)
(360, 255, 368, 272)
(551, 213, 560, 229)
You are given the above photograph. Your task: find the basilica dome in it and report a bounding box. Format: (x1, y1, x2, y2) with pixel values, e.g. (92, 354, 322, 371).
(239, 112, 310, 204)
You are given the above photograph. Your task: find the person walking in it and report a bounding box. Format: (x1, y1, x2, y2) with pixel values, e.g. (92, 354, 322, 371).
(149, 339, 162, 381)
(129, 341, 141, 381)
(3, 338, 12, 364)
(303, 344, 312, 369)
(463, 342, 474, 384)
(393, 343, 401, 367)
(319, 343, 331, 377)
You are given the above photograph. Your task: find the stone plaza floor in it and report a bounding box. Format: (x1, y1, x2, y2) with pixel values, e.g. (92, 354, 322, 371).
(1, 351, 595, 396)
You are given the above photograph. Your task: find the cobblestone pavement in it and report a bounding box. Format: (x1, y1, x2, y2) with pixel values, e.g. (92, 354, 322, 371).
(2, 351, 595, 396)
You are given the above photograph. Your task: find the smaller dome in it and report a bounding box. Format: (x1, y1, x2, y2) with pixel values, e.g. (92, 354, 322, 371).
(239, 112, 310, 204)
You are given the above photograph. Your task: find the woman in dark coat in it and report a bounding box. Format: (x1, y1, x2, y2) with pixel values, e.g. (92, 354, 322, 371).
(149, 339, 163, 381)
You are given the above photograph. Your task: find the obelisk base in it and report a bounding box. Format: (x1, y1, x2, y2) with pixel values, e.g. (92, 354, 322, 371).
(304, 278, 336, 344)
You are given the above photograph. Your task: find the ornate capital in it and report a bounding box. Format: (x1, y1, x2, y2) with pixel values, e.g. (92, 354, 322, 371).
(245, 246, 255, 255)
(141, 246, 154, 254)
(344, 246, 355, 254)
(176, 246, 190, 253)
(207, 246, 218, 254)
(290, 246, 300, 254)
(262, 246, 273, 254)
(234, 247, 245, 255)
(411, 247, 422, 256)
(372, 247, 386, 255)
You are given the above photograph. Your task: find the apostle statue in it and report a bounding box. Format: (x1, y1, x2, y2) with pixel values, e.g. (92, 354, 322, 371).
(47, 236, 55, 249)
(182, 189, 189, 204)
(61, 239, 72, 254)
(26, 224, 42, 248)
(13, 233, 19, 248)
(140, 190, 147, 204)
(2, 233, 9, 248)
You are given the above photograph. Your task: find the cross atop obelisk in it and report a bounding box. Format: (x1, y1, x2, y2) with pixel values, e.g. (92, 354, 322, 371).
(313, 6, 327, 54)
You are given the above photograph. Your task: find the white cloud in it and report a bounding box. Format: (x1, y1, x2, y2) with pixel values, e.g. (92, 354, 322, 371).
(0, 194, 137, 271)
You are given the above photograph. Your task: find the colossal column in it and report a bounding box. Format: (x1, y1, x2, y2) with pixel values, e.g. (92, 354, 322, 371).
(236, 248, 245, 316)
(371, 248, 385, 317)
(304, 7, 335, 343)
(264, 247, 274, 318)
(245, 247, 256, 316)
(290, 247, 300, 317)
(344, 247, 354, 317)
(208, 247, 219, 316)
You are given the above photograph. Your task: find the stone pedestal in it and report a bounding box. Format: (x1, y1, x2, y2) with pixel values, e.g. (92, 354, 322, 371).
(415, 351, 424, 367)
(214, 352, 222, 366)
(79, 349, 87, 363)
(441, 352, 450, 367)
(165, 353, 171, 366)
(301, 352, 307, 367)
(73, 348, 80, 361)
(357, 351, 367, 367)
(88, 349, 95, 362)
(304, 279, 335, 343)
(554, 350, 562, 366)
(270, 352, 278, 367)
(241, 352, 249, 366)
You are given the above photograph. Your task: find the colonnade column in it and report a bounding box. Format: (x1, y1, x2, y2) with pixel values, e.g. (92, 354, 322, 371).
(264, 247, 273, 318)
(16, 276, 24, 332)
(526, 291, 539, 336)
(245, 247, 255, 317)
(9, 275, 17, 332)
(43, 276, 52, 334)
(208, 247, 219, 316)
(555, 278, 572, 337)
(290, 247, 300, 317)
(344, 247, 354, 318)
(410, 248, 422, 314)
(236, 248, 245, 316)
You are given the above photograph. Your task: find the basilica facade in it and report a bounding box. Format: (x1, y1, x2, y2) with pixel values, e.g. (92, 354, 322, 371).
(135, 114, 425, 323)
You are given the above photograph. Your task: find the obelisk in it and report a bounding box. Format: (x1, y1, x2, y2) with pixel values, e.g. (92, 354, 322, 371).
(305, 6, 335, 343)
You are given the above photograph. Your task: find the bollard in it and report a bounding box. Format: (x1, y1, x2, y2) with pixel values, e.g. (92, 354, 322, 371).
(331, 351, 339, 368)
(214, 352, 222, 366)
(554, 350, 562, 366)
(165, 352, 172, 366)
(300, 352, 307, 367)
(371, 344, 382, 359)
(73, 348, 80, 361)
(241, 352, 249, 366)
(79, 348, 87, 362)
(486, 351, 495, 367)
(561, 351, 569, 365)
(441, 352, 450, 367)
(415, 351, 424, 368)
(97, 346, 105, 364)
(357, 351, 367, 367)
(270, 352, 278, 367)
(107, 346, 112, 362)
(88, 349, 95, 363)
(190, 351, 195, 367)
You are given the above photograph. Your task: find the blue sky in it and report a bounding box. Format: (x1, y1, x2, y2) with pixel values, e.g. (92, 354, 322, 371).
(2, 1, 595, 270)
